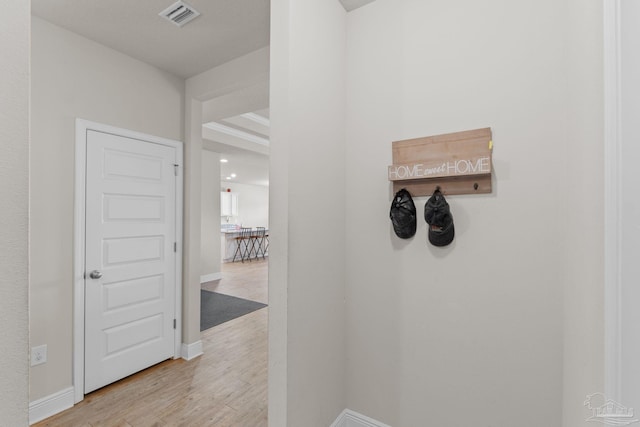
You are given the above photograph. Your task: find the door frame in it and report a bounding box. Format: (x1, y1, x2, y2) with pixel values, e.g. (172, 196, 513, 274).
(73, 119, 183, 404)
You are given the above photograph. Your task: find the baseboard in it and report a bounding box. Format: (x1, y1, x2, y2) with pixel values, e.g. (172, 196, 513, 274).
(29, 386, 74, 425)
(330, 409, 391, 427)
(200, 272, 222, 283)
(181, 340, 203, 361)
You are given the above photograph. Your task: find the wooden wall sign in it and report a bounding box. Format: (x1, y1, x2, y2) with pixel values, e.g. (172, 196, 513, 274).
(388, 128, 493, 196)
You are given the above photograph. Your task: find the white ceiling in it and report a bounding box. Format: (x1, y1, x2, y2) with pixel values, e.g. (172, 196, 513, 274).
(31, 0, 271, 78)
(338, 0, 378, 12)
(204, 109, 270, 187)
(218, 146, 270, 188)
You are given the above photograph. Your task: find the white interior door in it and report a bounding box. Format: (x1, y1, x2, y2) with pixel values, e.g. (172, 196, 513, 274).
(84, 129, 178, 393)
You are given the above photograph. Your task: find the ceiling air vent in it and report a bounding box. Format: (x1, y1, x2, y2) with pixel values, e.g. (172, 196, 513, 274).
(159, 1, 201, 27)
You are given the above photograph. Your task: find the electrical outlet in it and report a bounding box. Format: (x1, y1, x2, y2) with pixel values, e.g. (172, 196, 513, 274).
(31, 344, 47, 367)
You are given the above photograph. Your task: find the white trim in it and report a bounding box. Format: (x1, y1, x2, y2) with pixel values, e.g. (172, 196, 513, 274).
(173, 133, 184, 362)
(201, 272, 222, 283)
(203, 121, 270, 146)
(74, 119, 184, 404)
(330, 409, 391, 427)
(604, 0, 622, 402)
(73, 120, 87, 404)
(241, 112, 271, 127)
(181, 341, 204, 360)
(29, 387, 74, 425)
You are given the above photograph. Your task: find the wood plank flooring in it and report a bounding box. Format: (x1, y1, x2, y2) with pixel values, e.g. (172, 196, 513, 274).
(35, 259, 268, 427)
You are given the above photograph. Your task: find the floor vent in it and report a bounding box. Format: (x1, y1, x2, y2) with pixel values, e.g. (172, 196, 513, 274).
(159, 1, 201, 27)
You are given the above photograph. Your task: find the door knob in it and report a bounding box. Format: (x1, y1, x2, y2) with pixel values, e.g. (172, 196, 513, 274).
(89, 270, 103, 279)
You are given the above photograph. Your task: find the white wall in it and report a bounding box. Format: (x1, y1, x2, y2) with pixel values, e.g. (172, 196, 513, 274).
(30, 16, 184, 402)
(270, 0, 347, 425)
(344, 1, 602, 426)
(620, 0, 640, 412)
(563, 0, 604, 426)
(201, 150, 222, 279)
(0, 0, 30, 424)
(220, 183, 269, 228)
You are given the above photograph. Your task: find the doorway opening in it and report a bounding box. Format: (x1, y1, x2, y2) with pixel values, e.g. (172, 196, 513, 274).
(198, 107, 271, 424)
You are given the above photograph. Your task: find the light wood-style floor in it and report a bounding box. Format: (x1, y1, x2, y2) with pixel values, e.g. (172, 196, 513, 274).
(35, 259, 268, 427)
